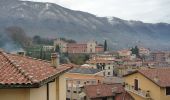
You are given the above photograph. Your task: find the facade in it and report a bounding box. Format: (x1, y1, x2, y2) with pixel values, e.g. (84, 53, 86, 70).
(81, 83, 134, 100)
(0, 50, 72, 100)
(124, 68, 170, 100)
(95, 46, 104, 53)
(87, 60, 116, 77)
(67, 43, 87, 54)
(65, 68, 104, 100)
(87, 41, 97, 53)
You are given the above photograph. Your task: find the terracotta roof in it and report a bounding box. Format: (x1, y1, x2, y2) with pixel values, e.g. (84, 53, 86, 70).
(84, 84, 124, 99)
(123, 68, 170, 87)
(0, 51, 72, 88)
(115, 92, 134, 100)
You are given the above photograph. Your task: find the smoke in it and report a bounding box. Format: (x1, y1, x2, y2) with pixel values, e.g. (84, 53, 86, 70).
(0, 30, 23, 52)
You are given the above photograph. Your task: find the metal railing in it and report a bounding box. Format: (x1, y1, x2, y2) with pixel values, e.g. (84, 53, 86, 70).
(125, 84, 151, 98)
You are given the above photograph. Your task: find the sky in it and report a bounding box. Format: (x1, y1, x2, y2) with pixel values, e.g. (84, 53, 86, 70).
(26, 0, 170, 23)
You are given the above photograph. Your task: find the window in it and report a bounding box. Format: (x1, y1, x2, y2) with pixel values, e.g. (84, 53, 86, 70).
(66, 98, 70, 100)
(98, 80, 100, 83)
(134, 79, 139, 91)
(108, 72, 110, 75)
(67, 90, 70, 92)
(78, 91, 81, 93)
(84, 82, 86, 85)
(166, 87, 170, 95)
(108, 66, 110, 69)
(73, 91, 77, 93)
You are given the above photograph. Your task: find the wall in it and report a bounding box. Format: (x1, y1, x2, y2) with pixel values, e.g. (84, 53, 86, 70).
(59, 74, 67, 100)
(0, 78, 60, 100)
(0, 89, 30, 100)
(30, 85, 47, 100)
(124, 73, 161, 100)
(30, 80, 57, 100)
(49, 80, 57, 100)
(87, 41, 96, 53)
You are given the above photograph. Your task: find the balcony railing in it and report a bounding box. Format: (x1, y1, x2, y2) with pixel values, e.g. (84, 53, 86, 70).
(125, 84, 151, 99)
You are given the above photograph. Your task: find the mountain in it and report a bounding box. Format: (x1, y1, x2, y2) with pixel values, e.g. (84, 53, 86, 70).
(0, 0, 170, 50)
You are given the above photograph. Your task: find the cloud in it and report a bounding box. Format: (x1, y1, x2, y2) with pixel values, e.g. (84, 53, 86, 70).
(25, 0, 170, 23)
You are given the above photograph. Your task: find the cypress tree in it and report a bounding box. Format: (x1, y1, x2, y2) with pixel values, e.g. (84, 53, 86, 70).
(104, 40, 107, 51)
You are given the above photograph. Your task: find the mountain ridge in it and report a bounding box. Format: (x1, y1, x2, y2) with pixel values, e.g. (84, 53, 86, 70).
(0, 0, 170, 50)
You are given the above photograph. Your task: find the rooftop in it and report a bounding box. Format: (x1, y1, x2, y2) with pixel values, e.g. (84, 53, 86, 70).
(0, 51, 72, 88)
(84, 83, 134, 100)
(124, 68, 170, 87)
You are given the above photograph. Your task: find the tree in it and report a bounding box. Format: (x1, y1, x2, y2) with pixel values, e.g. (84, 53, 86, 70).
(33, 35, 41, 44)
(104, 40, 107, 51)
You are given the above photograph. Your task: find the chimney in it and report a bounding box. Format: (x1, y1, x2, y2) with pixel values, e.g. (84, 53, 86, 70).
(51, 53, 60, 68)
(154, 76, 159, 83)
(112, 87, 117, 93)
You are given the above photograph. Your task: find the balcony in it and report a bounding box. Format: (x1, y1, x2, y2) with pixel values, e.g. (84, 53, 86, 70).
(125, 84, 151, 99)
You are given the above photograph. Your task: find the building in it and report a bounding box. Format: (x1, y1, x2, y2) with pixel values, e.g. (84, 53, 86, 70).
(95, 46, 104, 53)
(0, 50, 72, 100)
(90, 54, 116, 61)
(87, 41, 97, 53)
(150, 52, 166, 62)
(124, 68, 170, 100)
(54, 38, 104, 54)
(117, 49, 132, 57)
(65, 68, 104, 100)
(67, 43, 87, 54)
(139, 47, 150, 56)
(54, 38, 68, 53)
(81, 83, 134, 100)
(42, 45, 55, 51)
(86, 60, 116, 77)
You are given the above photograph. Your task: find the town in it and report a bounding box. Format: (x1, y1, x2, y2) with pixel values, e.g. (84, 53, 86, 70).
(0, 0, 170, 100)
(1, 37, 170, 100)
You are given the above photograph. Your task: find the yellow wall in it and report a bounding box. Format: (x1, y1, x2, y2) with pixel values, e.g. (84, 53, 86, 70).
(30, 85, 47, 100)
(59, 74, 67, 100)
(0, 74, 67, 100)
(0, 89, 30, 100)
(49, 80, 57, 100)
(124, 73, 161, 100)
(160, 87, 170, 100)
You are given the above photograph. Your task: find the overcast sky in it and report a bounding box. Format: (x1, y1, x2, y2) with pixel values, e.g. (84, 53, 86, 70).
(27, 0, 170, 23)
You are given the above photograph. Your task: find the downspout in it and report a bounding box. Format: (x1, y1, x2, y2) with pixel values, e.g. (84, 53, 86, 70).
(47, 83, 49, 100)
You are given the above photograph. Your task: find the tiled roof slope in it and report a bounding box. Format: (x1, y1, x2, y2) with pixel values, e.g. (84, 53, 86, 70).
(84, 83, 134, 100)
(0, 51, 72, 88)
(84, 84, 123, 98)
(124, 68, 170, 87)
